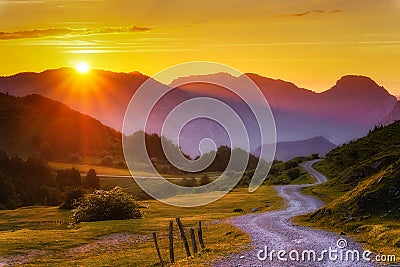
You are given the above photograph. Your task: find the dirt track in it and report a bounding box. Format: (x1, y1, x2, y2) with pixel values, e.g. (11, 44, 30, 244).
(214, 159, 376, 267)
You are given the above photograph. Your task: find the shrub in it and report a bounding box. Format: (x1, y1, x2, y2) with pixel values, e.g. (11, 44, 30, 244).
(60, 188, 84, 210)
(311, 153, 319, 159)
(287, 168, 301, 180)
(72, 187, 143, 223)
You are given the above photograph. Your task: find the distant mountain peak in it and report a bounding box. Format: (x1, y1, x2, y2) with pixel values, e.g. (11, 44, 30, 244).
(379, 101, 400, 126)
(169, 72, 238, 87)
(243, 73, 308, 91)
(333, 75, 383, 92)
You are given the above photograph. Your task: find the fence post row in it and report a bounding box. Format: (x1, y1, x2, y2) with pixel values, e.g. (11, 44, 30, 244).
(152, 232, 164, 267)
(168, 220, 175, 263)
(190, 228, 198, 254)
(198, 220, 205, 250)
(153, 218, 206, 263)
(176, 217, 191, 257)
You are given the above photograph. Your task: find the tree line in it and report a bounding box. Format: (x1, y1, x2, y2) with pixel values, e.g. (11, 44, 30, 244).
(0, 150, 99, 209)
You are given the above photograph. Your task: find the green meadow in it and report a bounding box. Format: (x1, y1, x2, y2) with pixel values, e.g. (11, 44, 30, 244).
(0, 185, 282, 266)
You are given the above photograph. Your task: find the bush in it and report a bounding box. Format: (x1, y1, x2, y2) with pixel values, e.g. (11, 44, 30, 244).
(72, 187, 143, 223)
(311, 153, 319, 159)
(60, 188, 84, 210)
(287, 168, 301, 180)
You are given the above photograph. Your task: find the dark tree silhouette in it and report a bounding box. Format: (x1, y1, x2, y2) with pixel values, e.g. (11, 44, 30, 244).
(84, 169, 100, 189)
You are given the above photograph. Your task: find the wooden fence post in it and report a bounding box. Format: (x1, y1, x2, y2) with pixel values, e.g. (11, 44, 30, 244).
(152, 232, 164, 267)
(169, 220, 174, 263)
(198, 220, 205, 250)
(176, 218, 191, 257)
(190, 228, 198, 254)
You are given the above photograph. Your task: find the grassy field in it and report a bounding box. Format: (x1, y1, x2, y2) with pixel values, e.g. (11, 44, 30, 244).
(0, 185, 283, 266)
(297, 160, 400, 258)
(49, 162, 132, 176)
(49, 161, 222, 178)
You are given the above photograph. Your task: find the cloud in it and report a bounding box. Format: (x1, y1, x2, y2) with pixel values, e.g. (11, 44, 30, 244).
(0, 26, 151, 40)
(276, 9, 342, 18)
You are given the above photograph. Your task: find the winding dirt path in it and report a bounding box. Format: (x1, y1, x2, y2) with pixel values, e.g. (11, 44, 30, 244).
(214, 159, 376, 267)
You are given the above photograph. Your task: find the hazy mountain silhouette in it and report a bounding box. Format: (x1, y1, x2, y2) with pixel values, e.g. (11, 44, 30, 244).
(0, 68, 150, 130)
(0, 69, 397, 156)
(170, 73, 397, 148)
(378, 101, 400, 126)
(0, 93, 122, 162)
(253, 136, 337, 161)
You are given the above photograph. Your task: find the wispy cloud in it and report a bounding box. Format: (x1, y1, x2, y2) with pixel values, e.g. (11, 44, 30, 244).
(0, 26, 151, 40)
(276, 9, 342, 18)
(205, 40, 400, 47)
(65, 47, 196, 54)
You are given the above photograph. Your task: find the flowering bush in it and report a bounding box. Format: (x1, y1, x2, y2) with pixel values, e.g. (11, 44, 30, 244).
(72, 187, 143, 223)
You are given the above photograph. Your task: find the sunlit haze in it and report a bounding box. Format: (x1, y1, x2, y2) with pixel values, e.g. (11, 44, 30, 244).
(0, 1, 399, 94)
(76, 62, 90, 73)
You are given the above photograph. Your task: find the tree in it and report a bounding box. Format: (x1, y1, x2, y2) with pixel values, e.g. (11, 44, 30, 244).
(311, 153, 319, 159)
(56, 168, 82, 188)
(83, 169, 100, 189)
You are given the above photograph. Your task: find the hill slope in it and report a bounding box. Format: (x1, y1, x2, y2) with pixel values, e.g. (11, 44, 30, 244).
(0, 68, 151, 131)
(299, 121, 400, 254)
(0, 93, 122, 162)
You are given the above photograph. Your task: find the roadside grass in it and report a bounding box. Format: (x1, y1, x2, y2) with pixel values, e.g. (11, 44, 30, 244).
(289, 172, 314, 185)
(296, 162, 400, 258)
(0, 185, 282, 266)
(267, 168, 314, 185)
(301, 183, 346, 204)
(301, 160, 346, 204)
(294, 216, 400, 257)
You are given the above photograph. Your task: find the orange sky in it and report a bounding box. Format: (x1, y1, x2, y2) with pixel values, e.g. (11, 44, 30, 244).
(0, 0, 399, 94)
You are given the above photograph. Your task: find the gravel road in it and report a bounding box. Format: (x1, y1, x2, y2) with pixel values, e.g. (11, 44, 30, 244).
(214, 159, 376, 267)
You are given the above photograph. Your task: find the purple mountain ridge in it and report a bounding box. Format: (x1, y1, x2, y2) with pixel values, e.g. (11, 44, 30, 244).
(0, 69, 397, 157)
(378, 101, 400, 126)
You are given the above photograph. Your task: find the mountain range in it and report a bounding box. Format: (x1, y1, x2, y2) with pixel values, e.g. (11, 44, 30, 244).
(0, 68, 397, 158)
(0, 93, 122, 162)
(254, 136, 337, 162)
(379, 101, 400, 126)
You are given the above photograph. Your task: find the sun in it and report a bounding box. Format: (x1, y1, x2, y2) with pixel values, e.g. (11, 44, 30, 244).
(76, 62, 90, 73)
